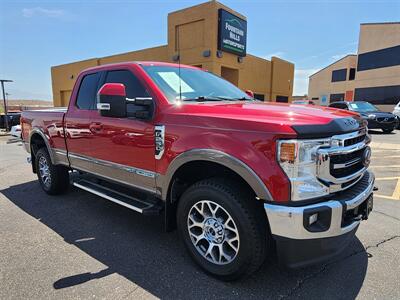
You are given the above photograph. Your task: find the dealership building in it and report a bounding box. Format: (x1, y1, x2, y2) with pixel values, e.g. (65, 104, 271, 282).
(51, 1, 294, 107)
(308, 22, 400, 110)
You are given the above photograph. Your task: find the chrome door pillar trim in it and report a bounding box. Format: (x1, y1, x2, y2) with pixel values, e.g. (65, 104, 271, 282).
(157, 149, 273, 201)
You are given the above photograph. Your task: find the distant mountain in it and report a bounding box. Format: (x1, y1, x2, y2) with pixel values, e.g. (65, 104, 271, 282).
(5, 100, 53, 106)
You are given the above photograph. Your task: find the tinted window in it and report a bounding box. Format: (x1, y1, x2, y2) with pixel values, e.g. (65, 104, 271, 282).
(76, 73, 100, 110)
(105, 70, 149, 98)
(330, 103, 347, 109)
(357, 45, 400, 71)
(354, 85, 400, 105)
(349, 68, 356, 80)
(276, 95, 288, 103)
(348, 102, 378, 112)
(254, 93, 265, 101)
(331, 69, 347, 82)
(330, 93, 345, 102)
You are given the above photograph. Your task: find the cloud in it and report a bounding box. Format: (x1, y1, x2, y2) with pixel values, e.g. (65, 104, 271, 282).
(22, 7, 65, 18)
(293, 68, 320, 96)
(263, 51, 285, 60)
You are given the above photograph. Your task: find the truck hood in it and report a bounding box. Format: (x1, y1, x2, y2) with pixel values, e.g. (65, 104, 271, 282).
(165, 101, 364, 137)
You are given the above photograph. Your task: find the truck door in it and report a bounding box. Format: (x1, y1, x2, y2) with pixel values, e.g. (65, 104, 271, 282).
(89, 69, 156, 193)
(65, 71, 101, 170)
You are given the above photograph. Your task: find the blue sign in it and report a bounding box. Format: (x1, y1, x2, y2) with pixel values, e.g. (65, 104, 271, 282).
(218, 9, 247, 57)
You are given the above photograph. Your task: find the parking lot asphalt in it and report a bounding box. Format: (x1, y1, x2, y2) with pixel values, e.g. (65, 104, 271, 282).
(0, 130, 399, 300)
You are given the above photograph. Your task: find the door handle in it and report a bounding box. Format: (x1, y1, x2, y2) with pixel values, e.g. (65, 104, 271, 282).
(90, 122, 103, 132)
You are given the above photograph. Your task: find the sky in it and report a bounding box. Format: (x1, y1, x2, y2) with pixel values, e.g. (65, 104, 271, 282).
(0, 0, 399, 101)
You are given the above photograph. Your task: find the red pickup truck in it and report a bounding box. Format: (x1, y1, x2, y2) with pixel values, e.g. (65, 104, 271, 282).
(21, 62, 374, 280)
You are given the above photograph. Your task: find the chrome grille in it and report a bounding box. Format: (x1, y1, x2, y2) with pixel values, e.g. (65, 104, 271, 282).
(316, 129, 369, 193)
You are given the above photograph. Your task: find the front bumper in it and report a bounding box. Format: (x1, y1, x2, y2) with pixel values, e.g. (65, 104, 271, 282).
(264, 171, 374, 268)
(366, 119, 396, 130)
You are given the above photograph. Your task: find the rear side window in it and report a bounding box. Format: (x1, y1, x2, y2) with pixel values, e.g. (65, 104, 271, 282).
(76, 73, 100, 110)
(105, 70, 149, 98)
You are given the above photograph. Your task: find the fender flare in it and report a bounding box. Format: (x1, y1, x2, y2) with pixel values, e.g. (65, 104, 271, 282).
(157, 149, 273, 201)
(29, 128, 56, 164)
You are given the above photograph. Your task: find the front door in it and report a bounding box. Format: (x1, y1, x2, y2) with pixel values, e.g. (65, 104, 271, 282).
(89, 69, 156, 193)
(65, 71, 101, 170)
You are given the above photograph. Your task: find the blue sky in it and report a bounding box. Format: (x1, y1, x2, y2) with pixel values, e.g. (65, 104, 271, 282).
(1, 0, 399, 100)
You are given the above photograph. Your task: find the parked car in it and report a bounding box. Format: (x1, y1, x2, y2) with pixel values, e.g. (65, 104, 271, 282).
(10, 124, 22, 138)
(393, 101, 400, 129)
(292, 99, 315, 105)
(329, 101, 397, 133)
(21, 62, 374, 280)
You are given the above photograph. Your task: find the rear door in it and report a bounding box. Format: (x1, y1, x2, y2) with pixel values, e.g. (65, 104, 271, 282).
(89, 69, 156, 193)
(65, 71, 102, 170)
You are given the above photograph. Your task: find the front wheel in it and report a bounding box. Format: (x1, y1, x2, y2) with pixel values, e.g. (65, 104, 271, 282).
(382, 128, 393, 134)
(177, 178, 268, 280)
(35, 148, 70, 195)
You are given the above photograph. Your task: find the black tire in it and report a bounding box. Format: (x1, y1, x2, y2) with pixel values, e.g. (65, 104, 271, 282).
(177, 178, 268, 280)
(383, 128, 393, 134)
(35, 148, 70, 195)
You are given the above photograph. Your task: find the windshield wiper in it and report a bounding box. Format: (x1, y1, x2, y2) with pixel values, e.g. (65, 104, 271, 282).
(182, 96, 226, 102)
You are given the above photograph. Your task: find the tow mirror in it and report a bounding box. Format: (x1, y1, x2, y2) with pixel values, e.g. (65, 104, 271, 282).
(245, 90, 254, 98)
(97, 83, 154, 119)
(97, 83, 127, 118)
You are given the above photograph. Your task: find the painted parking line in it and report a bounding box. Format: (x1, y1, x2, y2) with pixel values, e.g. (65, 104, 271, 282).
(374, 176, 400, 201)
(369, 165, 400, 169)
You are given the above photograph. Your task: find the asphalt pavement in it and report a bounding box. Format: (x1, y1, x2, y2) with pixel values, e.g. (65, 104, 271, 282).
(0, 130, 399, 299)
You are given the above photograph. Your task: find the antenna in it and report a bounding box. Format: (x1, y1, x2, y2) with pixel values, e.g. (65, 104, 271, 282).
(177, 26, 182, 101)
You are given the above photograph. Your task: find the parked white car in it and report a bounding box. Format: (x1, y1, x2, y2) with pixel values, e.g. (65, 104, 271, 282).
(393, 101, 400, 129)
(10, 124, 22, 138)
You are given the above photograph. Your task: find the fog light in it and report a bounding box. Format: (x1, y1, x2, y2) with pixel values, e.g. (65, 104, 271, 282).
(309, 213, 318, 225)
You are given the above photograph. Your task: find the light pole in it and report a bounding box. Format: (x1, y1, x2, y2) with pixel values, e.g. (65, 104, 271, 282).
(1, 79, 13, 131)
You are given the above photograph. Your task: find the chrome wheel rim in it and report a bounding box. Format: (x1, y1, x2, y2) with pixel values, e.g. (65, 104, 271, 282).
(187, 200, 240, 265)
(38, 156, 51, 188)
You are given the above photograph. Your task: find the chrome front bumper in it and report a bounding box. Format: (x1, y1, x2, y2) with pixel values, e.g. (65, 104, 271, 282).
(264, 171, 374, 240)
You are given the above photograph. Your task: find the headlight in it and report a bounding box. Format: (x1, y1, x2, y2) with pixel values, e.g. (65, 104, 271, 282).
(367, 114, 376, 119)
(278, 139, 330, 201)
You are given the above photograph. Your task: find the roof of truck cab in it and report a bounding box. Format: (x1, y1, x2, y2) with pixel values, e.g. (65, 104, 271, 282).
(82, 61, 200, 73)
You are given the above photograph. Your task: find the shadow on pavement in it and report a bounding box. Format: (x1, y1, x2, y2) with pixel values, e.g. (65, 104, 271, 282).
(1, 181, 368, 299)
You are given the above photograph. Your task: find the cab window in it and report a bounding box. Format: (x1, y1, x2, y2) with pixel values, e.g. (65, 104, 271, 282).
(76, 72, 100, 110)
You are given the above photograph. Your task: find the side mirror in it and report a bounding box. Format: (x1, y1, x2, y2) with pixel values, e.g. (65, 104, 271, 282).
(245, 90, 254, 98)
(97, 83, 127, 118)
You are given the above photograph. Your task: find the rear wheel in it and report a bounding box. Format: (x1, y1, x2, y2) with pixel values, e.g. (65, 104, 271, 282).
(35, 148, 70, 195)
(177, 178, 267, 280)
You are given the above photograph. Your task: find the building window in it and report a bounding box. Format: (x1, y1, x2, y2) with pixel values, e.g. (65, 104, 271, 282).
(331, 69, 347, 82)
(349, 68, 356, 80)
(254, 93, 265, 101)
(276, 95, 288, 103)
(354, 85, 400, 105)
(311, 97, 319, 100)
(330, 93, 345, 102)
(357, 45, 400, 72)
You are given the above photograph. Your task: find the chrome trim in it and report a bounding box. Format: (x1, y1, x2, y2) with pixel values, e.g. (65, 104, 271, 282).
(97, 103, 110, 110)
(157, 149, 273, 201)
(52, 148, 69, 166)
(155, 125, 165, 160)
(316, 130, 370, 193)
(68, 152, 157, 194)
(264, 171, 374, 240)
(73, 182, 143, 213)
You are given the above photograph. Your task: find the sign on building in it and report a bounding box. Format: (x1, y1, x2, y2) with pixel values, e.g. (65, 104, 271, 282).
(218, 9, 247, 57)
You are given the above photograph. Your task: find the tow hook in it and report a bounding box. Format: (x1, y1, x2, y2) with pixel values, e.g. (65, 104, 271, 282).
(373, 186, 379, 191)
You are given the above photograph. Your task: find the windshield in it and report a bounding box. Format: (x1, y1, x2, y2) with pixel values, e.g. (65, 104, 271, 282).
(348, 102, 378, 112)
(142, 65, 253, 103)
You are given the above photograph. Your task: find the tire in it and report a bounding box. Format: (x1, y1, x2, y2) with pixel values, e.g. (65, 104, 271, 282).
(177, 178, 268, 280)
(35, 148, 70, 195)
(383, 128, 393, 134)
